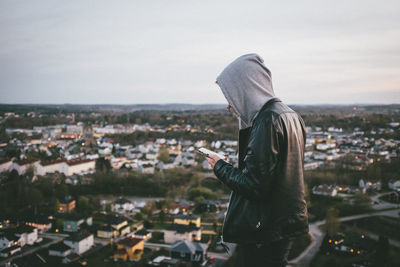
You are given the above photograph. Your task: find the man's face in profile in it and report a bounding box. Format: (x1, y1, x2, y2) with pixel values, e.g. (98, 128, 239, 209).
(216, 80, 238, 119)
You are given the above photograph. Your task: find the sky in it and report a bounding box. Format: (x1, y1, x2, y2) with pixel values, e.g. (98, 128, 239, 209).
(0, 0, 399, 105)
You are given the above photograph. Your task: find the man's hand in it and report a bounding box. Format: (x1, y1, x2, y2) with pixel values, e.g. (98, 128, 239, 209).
(206, 153, 223, 169)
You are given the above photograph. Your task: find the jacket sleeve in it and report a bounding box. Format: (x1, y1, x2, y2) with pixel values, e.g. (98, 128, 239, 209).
(213, 115, 281, 201)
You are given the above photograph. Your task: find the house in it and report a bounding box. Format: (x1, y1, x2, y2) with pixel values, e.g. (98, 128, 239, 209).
(108, 216, 128, 231)
(25, 216, 52, 232)
(0, 225, 38, 250)
(0, 159, 12, 173)
(312, 184, 338, 197)
(170, 241, 208, 263)
(0, 231, 20, 251)
(137, 162, 155, 174)
(35, 158, 95, 176)
(35, 159, 66, 176)
(133, 228, 151, 240)
(120, 225, 131, 236)
(58, 196, 76, 213)
(164, 224, 201, 244)
(63, 215, 92, 232)
(48, 242, 72, 257)
(388, 179, 400, 191)
(112, 198, 135, 214)
(201, 225, 216, 235)
(14, 225, 38, 246)
(65, 159, 95, 176)
(11, 159, 39, 175)
(97, 225, 119, 239)
(64, 232, 94, 255)
(113, 237, 144, 262)
(173, 214, 200, 227)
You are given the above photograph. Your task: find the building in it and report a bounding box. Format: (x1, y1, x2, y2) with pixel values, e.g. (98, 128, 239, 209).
(34, 158, 95, 176)
(388, 179, 400, 191)
(97, 225, 118, 239)
(132, 228, 151, 240)
(25, 216, 52, 232)
(0, 159, 12, 173)
(170, 241, 208, 263)
(108, 216, 128, 231)
(58, 196, 76, 213)
(11, 159, 39, 175)
(65, 159, 95, 176)
(63, 215, 92, 232)
(64, 232, 94, 255)
(113, 237, 144, 262)
(0, 225, 39, 251)
(312, 184, 338, 197)
(164, 224, 201, 244)
(112, 198, 135, 214)
(0, 232, 21, 251)
(14, 225, 38, 246)
(173, 214, 200, 227)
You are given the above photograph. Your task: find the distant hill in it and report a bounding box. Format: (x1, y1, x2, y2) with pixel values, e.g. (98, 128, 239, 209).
(0, 103, 399, 114)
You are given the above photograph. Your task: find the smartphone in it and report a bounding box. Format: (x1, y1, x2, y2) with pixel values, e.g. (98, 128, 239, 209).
(197, 147, 214, 157)
(197, 148, 225, 161)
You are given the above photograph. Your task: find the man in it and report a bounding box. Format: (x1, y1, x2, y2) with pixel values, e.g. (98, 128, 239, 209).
(206, 54, 308, 267)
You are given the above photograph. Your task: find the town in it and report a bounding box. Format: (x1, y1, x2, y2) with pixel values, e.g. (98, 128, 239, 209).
(0, 104, 399, 267)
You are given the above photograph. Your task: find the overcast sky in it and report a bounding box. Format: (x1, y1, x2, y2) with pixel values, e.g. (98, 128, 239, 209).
(1, 0, 399, 105)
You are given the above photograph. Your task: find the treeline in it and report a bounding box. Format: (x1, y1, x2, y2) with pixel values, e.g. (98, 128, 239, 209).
(304, 157, 400, 189)
(0, 167, 230, 217)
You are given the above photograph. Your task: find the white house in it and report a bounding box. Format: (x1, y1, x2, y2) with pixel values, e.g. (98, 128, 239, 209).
(35, 159, 67, 176)
(11, 159, 39, 175)
(312, 184, 338, 197)
(65, 159, 95, 176)
(34, 159, 95, 176)
(388, 180, 400, 191)
(14, 225, 38, 246)
(164, 224, 201, 244)
(64, 232, 94, 255)
(112, 198, 135, 214)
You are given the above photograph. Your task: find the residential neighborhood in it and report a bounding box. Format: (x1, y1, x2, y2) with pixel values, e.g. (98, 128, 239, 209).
(0, 105, 399, 266)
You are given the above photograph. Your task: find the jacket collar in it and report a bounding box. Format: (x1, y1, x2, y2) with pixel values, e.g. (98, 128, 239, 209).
(259, 97, 281, 113)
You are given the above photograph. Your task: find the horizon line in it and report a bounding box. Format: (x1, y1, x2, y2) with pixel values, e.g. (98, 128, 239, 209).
(0, 102, 399, 106)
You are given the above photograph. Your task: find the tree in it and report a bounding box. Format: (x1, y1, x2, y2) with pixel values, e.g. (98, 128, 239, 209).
(95, 157, 111, 173)
(77, 196, 90, 214)
(157, 147, 169, 162)
(134, 212, 144, 221)
(325, 207, 340, 237)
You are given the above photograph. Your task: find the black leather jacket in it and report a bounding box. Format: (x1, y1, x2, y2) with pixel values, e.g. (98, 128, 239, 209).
(213, 98, 309, 244)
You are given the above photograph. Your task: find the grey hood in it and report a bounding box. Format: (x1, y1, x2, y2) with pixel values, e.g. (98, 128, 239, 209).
(216, 53, 276, 129)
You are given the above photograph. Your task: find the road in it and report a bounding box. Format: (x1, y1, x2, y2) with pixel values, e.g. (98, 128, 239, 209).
(371, 192, 400, 210)
(288, 208, 400, 267)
